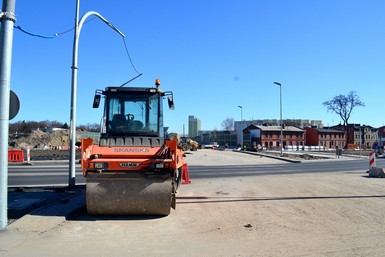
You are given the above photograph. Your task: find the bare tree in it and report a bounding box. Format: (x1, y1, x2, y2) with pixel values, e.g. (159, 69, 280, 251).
(77, 123, 100, 132)
(9, 120, 100, 134)
(323, 91, 365, 147)
(221, 117, 234, 131)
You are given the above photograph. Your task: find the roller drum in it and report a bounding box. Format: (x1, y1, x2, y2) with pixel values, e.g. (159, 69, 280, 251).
(86, 175, 173, 216)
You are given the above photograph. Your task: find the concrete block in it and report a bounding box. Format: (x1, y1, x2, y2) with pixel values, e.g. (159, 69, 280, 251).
(368, 167, 385, 178)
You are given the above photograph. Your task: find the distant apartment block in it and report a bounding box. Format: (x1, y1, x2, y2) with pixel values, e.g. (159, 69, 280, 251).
(188, 115, 201, 138)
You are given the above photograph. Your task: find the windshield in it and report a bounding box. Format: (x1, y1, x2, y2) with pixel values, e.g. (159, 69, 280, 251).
(105, 91, 162, 136)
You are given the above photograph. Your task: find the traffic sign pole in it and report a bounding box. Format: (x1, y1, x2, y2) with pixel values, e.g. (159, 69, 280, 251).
(0, 0, 16, 229)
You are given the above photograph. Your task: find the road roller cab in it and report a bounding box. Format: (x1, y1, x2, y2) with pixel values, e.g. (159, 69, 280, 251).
(81, 80, 188, 216)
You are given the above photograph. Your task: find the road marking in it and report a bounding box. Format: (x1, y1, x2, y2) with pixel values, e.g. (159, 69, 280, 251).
(9, 183, 86, 188)
(9, 172, 83, 176)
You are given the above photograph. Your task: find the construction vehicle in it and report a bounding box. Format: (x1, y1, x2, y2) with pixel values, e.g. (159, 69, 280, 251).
(188, 138, 200, 151)
(180, 136, 200, 151)
(80, 79, 190, 216)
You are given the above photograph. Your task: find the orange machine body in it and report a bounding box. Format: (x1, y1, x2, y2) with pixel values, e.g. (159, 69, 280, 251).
(81, 137, 186, 180)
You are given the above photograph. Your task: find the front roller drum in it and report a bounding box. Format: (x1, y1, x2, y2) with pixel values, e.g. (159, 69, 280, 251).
(86, 177, 173, 216)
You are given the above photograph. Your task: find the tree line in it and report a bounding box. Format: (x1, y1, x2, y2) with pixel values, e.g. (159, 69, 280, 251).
(9, 120, 100, 134)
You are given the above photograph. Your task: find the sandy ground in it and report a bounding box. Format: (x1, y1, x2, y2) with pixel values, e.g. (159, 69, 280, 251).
(1, 149, 385, 257)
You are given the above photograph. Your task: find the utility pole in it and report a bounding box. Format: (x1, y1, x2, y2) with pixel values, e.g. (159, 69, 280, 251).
(68, 0, 125, 187)
(0, 0, 16, 229)
(237, 105, 243, 121)
(274, 82, 283, 156)
(237, 106, 243, 147)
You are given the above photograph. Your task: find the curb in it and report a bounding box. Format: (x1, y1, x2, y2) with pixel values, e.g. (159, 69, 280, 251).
(233, 150, 302, 163)
(8, 159, 78, 166)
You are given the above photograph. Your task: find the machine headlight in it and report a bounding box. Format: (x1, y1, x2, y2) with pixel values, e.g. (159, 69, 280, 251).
(155, 163, 164, 169)
(89, 162, 107, 170)
(94, 163, 104, 169)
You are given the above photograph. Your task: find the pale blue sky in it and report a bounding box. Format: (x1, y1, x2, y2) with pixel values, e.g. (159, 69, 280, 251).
(8, 0, 385, 133)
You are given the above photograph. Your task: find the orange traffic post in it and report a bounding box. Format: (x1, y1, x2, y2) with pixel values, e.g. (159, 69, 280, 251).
(182, 163, 191, 184)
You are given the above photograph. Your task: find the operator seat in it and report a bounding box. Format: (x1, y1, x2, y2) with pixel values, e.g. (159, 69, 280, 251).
(111, 114, 128, 131)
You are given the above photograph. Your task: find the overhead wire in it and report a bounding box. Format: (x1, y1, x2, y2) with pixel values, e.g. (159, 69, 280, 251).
(13, 17, 97, 38)
(14, 25, 57, 39)
(122, 37, 141, 75)
(14, 17, 142, 76)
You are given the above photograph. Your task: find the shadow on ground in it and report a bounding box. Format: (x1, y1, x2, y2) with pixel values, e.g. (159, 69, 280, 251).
(8, 185, 85, 220)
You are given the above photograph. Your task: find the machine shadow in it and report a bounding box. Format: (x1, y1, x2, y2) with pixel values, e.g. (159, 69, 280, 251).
(69, 208, 169, 221)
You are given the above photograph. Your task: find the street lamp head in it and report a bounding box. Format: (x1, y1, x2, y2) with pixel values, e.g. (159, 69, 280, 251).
(237, 105, 242, 109)
(274, 82, 281, 86)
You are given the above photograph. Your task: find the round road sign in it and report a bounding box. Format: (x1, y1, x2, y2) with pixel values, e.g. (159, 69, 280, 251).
(9, 90, 20, 120)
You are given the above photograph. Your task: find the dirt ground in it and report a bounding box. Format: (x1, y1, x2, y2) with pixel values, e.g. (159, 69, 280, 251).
(2, 149, 385, 257)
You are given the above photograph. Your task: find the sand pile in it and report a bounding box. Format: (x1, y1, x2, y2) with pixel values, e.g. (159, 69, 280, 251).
(15, 129, 81, 149)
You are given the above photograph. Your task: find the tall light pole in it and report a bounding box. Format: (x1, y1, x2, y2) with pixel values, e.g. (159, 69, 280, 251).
(237, 105, 243, 148)
(237, 105, 243, 121)
(359, 126, 362, 158)
(69, 0, 125, 187)
(274, 82, 283, 155)
(359, 124, 365, 158)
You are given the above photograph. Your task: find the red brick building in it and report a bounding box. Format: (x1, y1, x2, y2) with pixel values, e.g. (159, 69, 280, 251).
(331, 124, 378, 149)
(305, 127, 345, 149)
(378, 126, 385, 147)
(243, 125, 305, 150)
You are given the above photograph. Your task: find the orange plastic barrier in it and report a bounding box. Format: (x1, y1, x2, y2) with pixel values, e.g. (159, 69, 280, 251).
(8, 150, 24, 162)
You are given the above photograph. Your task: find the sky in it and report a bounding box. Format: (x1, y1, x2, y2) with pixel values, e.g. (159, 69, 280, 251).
(6, 0, 385, 133)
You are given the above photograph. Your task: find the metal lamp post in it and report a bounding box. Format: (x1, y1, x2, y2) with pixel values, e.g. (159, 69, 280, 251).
(237, 105, 243, 148)
(237, 105, 243, 121)
(69, 0, 125, 187)
(359, 126, 362, 158)
(274, 82, 283, 155)
(359, 124, 365, 158)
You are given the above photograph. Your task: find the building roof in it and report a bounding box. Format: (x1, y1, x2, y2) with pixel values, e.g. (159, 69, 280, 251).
(244, 124, 304, 132)
(310, 128, 345, 134)
(329, 124, 378, 132)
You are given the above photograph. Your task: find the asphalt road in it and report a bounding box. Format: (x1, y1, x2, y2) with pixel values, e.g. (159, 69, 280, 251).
(8, 164, 85, 187)
(8, 152, 384, 187)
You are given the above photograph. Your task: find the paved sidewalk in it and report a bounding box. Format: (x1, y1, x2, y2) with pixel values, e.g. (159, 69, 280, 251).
(7, 185, 85, 224)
